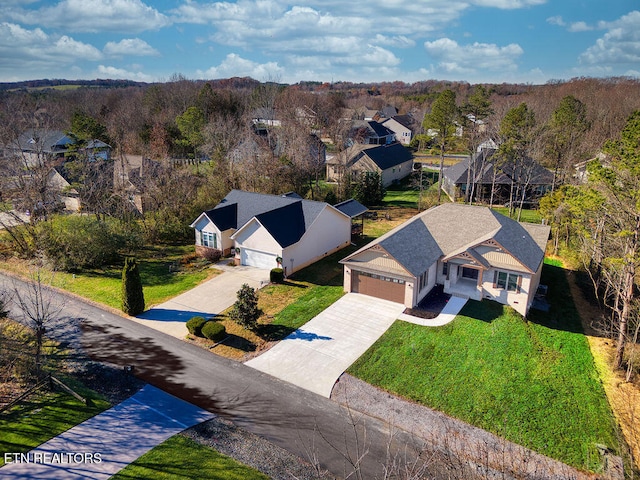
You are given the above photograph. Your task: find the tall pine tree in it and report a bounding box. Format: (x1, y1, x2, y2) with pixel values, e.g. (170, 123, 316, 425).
(122, 257, 145, 315)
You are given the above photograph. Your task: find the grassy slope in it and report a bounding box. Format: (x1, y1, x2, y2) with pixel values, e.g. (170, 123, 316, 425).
(348, 260, 620, 471)
(0, 245, 215, 310)
(112, 435, 268, 480)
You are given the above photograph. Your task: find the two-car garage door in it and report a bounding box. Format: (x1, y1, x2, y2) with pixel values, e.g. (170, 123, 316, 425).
(241, 248, 279, 270)
(351, 270, 405, 304)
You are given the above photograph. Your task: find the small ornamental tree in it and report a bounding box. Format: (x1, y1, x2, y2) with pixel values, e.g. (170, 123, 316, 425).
(230, 283, 261, 330)
(122, 257, 145, 315)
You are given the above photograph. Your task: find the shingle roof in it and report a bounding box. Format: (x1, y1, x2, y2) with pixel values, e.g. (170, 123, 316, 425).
(198, 190, 337, 247)
(342, 203, 549, 276)
(363, 142, 413, 171)
(333, 199, 368, 218)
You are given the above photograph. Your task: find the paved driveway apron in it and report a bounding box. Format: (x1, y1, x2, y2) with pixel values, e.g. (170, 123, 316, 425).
(246, 293, 405, 398)
(135, 264, 270, 338)
(0, 385, 214, 479)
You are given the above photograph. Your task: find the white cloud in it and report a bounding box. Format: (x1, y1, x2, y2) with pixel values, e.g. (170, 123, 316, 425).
(567, 21, 592, 32)
(104, 38, 160, 57)
(196, 53, 285, 81)
(424, 38, 523, 74)
(546, 16, 565, 27)
(96, 65, 153, 81)
(579, 11, 640, 66)
(470, 0, 546, 8)
(10, 0, 169, 33)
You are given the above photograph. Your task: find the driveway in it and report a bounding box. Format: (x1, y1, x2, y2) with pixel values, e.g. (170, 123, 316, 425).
(135, 263, 270, 338)
(0, 385, 214, 479)
(245, 293, 406, 398)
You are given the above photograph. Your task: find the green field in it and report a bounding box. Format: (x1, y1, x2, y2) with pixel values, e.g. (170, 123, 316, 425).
(112, 435, 268, 480)
(348, 260, 619, 472)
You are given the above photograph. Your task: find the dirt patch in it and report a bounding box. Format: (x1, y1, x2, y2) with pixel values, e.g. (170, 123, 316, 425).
(565, 266, 640, 472)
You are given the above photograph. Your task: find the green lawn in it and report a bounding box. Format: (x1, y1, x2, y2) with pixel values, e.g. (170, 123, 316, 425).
(273, 285, 344, 330)
(4, 245, 215, 311)
(0, 382, 110, 467)
(491, 206, 543, 224)
(348, 260, 620, 472)
(112, 434, 268, 480)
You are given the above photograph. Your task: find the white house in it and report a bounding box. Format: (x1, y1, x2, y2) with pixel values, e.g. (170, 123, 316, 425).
(340, 203, 550, 316)
(191, 190, 352, 275)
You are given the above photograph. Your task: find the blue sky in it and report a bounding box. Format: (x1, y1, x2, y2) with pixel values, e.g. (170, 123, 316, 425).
(0, 0, 637, 84)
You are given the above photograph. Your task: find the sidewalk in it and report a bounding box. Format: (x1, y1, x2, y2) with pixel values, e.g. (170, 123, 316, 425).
(1, 385, 214, 479)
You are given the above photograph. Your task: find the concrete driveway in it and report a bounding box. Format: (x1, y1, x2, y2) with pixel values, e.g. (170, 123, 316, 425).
(245, 293, 405, 398)
(135, 263, 270, 338)
(0, 385, 214, 479)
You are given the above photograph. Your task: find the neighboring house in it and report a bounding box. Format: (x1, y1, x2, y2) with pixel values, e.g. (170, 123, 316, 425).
(191, 190, 352, 275)
(340, 203, 550, 316)
(382, 115, 417, 146)
(326, 142, 414, 187)
(11, 129, 111, 166)
(251, 107, 281, 128)
(113, 155, 163, 214)
(442, 149, 554, 204)
(349, 120, 396, 145)
(46, 167, 80, 212)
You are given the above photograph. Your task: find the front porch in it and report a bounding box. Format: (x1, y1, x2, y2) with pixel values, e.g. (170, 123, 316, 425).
(443, 264, 483, 300)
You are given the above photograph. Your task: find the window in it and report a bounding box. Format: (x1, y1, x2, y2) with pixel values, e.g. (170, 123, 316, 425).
(418, 270, 428, 291)
(461, 267, 478, 280)
(201, 231, 217, 249)
(442, 262, 448, 276)
(494, 271, 521, 292)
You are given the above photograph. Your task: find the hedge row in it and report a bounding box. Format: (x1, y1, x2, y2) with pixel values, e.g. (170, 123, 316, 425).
(186, 315, 226, 342)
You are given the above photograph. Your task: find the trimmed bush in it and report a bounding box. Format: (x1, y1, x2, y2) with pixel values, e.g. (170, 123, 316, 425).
(270, 268, 284, 283)
(199, 247, 222, 263)
(186, 316, 207, 337)
(122, 257, 145, 315)
(201, 321, 226, 342)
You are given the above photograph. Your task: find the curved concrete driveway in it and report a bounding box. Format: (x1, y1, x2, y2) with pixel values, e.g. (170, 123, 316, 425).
(135, 263, 270, 338)
(246, 293, 405, 398)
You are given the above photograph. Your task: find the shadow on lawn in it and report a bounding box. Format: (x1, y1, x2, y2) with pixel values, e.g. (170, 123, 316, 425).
(256, 324, 295, 342)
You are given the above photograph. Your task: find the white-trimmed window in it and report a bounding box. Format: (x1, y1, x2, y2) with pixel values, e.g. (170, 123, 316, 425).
(201, 231, 217, 249)
(493, 271, 521, 292)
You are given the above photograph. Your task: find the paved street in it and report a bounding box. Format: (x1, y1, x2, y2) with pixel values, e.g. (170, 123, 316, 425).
(1, 272, 433, 479)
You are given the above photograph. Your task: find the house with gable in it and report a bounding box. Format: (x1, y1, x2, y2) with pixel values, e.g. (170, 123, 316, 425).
(191, 190, 352, 275)
(326, 142, 414, 187)
(381, 115, 418, 146)
(340, 203, 550, 316)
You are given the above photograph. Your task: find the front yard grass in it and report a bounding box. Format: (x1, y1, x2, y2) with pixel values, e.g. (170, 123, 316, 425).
(0, 382, 111, 467)
(112, 434, 268, 480)
(348, 259, 621, 472)
(0, 244, 217, 311)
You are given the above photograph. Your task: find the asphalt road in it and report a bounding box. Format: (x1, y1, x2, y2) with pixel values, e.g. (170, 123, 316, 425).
(2, 273, 444, 479)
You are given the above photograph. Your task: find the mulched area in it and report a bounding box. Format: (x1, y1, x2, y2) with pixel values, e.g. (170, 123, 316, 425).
(73, 361, 145, 405)
(403, 285, 451, 319)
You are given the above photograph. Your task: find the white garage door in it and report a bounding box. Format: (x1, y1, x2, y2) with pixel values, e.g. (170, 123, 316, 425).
(241, 248, 278, 269)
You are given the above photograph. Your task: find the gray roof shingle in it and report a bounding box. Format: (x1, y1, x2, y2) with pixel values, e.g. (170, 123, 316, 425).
(342, 203, 549, 276)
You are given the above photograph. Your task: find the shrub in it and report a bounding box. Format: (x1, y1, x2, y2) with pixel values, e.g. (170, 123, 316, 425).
(186, 316, 207, 337)
(270, 268, 284, 283)
(230, 283, 262, 330)
(201, 321, 226, 342)
(200, 247, 222, 263)
(122, 257, 145, 315)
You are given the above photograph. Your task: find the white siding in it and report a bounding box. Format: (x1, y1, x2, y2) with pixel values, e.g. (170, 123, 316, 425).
(233, 219, 282, 255)
(283, 206, 351, 275)
(481, 268, 532, 316)
(380, 159, 413, 186)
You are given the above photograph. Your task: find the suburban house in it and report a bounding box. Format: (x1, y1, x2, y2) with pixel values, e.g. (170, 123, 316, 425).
(382, 115, 418, 146)
(340, 203, 550, 316)
(442, 148, 554, 204)
(333, 198, 368, 239)
(349, 120, 396, 145)
(11, 129, 111, 166)
(191, 190, 352, 275)
(325, 142, 414, 187)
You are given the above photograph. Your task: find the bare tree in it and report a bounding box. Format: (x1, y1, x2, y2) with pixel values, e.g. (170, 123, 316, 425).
(11, 269, 65, 378)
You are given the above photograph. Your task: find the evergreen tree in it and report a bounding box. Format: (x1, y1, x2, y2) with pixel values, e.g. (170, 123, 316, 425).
(352, 171, 385, 206)
(230, 283, 261, 330)
(122, 257, 145, 315)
